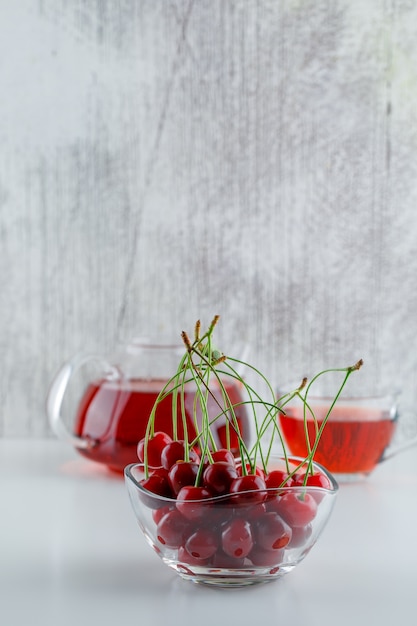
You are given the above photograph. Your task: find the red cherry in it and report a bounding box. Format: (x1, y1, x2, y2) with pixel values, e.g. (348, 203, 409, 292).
(221, 517, 254, 558)
(150, 467, 170, 481)
(265, 469, 294, 491)
(200, 501, 235, 527)
(156, 509, 190, 548)
(255, 512, 292, 550)
(229, 474, 267, 505)
(178, 545, 210, 566)
(294, 471, 332, 489)
(211, 449, 236, 465)
(294, 471, 333, 503)
(210, 549, 245, 568)
(139, 473, 173, 508)
(168, 461, 199, 495)
(203, 462, 238, 496)
(240, 502, 267, 521)
(236, 463, 264, 478)
(137, 432, 173, 467)
(176, 485, 213, 520)
(249, 546, 285, 566)
(287, 523, 313, 548)
(152, 503, 175, 525)
(273, 491, 318, 527)
(161, 440, 200, 470)
(184, 528, 219, 560)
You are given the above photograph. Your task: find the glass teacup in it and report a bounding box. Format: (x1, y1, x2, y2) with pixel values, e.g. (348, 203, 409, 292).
(277, 378, 417, 481)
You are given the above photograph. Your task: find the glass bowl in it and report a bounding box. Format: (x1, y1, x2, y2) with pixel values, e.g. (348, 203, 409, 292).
(124, 455, 338, 587)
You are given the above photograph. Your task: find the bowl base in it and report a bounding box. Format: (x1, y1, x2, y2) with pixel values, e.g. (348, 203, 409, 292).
(174, 563, 295, 587)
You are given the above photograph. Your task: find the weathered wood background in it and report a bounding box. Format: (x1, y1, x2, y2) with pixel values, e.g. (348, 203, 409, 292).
(2, 0, 417, 437)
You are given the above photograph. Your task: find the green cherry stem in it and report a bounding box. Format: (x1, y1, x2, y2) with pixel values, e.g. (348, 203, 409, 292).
(141, 315, 363, 488)
(302, 360, 364, 481)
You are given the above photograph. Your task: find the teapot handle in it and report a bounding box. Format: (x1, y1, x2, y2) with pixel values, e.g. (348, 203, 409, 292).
(46, 353, 119, 449)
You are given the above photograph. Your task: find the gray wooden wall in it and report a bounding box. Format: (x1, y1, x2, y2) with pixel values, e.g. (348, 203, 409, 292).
(2, 0, 417, 437)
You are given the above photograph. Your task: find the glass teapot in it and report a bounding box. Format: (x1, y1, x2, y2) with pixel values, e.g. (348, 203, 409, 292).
(46, 339, 250, 473)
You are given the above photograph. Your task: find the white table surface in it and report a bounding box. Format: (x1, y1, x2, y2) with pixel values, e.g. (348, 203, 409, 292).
(1, 438, 417, 626)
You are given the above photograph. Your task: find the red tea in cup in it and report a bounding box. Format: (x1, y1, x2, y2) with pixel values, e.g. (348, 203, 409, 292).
(278, 401, 397, 477)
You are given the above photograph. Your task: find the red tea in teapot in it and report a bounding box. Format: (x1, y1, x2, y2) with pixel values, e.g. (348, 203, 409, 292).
(74, 378, 248, 473)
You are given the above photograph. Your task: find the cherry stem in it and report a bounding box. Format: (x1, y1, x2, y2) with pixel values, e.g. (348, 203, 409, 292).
(141, 316, 363, 484)
(300, 361, 364, 483)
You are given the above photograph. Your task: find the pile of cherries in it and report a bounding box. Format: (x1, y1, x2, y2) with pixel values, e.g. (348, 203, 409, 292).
(137, 431, 333, 569)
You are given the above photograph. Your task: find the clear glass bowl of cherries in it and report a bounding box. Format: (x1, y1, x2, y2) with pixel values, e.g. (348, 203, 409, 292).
(125, 317, 361, 587)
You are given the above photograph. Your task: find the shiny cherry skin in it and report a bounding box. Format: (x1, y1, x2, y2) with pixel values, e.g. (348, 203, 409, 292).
(156, 509, 190, 548)
(161, 440, 200, 470)
(139, 473, 172, 508)
(137, 432, 173, 467)
(294, 471, 332, 489)
(249, 546, 285, 566)
(229, 474, 267, 504)
(152, 503, 175, 525)
(265, 469, 295, 490)
(184, 527, 219, 560)
(236, 463, 264, 478)
(178, 545, 210, 566)
(221, 517, 254, 558)
(210, 449, 236, 465)
(288, 523, 313, 548)
(255, 512, 292, 550)
(176, 485, 213, 520)
(168, 461, 200, 495)
(210, 549, 245, 568)
(240, 502, 267, 521)
(273, 490, 318, 527)
(150, 466, 170, 482)
(293, 471, 333, 503)
(203, 461, 238, 496)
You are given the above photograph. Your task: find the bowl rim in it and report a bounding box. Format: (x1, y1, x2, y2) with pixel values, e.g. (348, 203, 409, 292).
(124, 454, 339, 504)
